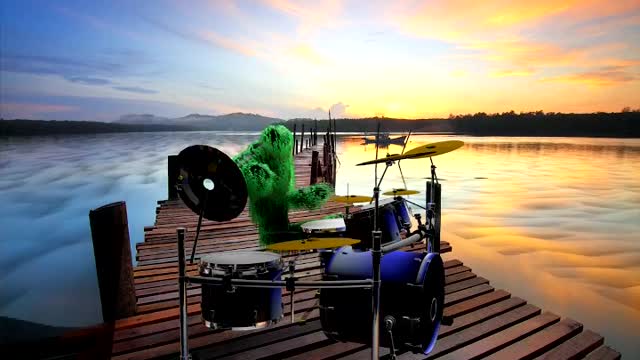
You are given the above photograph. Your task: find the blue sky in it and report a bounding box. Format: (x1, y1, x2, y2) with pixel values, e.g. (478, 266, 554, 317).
(1, 0, 639, 121)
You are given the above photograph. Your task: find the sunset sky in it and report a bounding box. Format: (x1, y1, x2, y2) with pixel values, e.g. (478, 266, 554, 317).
(1, 0, 639, 120)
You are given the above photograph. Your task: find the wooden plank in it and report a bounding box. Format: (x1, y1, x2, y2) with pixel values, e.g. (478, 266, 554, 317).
(485, 318, 583, 360)
(582, 346, 622, 360)
(534, 330, 604, 360)
(444, 283, 494, 306)
(443, 289, 511, 318)
(399, 303, 542, 359)
(439, 297, 528, 338)
(445, 276, 489, 295)
(438, 312, 560, 360)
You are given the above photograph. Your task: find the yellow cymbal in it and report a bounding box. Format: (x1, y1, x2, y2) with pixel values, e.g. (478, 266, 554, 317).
(402, 140, 464, 158)
(383, 189, 420, 196)
(356, 140, 464, 166)
(331, 195, 372, 204)
(266, 238, 361, 251)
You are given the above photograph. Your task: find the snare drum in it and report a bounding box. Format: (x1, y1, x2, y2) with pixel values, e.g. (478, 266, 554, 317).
(320, 247, 445, 354)
(301, 218, 346, 236)
(200, 251, 284, 330)
(346, 199, 401, 248)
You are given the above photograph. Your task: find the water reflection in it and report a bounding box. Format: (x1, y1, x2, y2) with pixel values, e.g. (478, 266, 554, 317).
(335, 135, 640, 356)
(0, 132, 258, 327)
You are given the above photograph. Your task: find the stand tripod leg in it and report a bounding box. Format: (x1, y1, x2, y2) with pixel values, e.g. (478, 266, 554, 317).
(177, 228, 191, 360)
(371, 186, 382, 360)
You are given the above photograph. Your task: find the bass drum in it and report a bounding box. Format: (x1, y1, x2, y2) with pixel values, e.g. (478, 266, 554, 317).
(320, 247, 444, 354)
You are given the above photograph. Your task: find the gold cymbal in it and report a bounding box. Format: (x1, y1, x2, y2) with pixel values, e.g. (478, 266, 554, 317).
(383, 189, 420, 196)
(402, 140, 464, 158)
(356, 140, 464, 166)
(331, 195, 372, 204)
(266, 238, 361, 251)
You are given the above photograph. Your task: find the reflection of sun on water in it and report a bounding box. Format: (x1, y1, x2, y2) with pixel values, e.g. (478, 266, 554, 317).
(336, 134, 640, 355)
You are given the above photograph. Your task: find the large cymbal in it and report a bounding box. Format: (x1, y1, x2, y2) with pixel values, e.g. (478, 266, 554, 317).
(331, 195, 372, 204)
(356, 140, 464, 166)
(176, 145, 248, 222)
(267, 238, 361, 251)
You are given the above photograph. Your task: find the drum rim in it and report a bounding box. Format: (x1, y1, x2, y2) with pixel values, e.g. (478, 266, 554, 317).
(416, 252, 445, 354)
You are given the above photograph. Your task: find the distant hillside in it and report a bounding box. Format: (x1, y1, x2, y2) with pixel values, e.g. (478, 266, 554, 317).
(0, 120, 191, 136)
(117, 112, 282, 130)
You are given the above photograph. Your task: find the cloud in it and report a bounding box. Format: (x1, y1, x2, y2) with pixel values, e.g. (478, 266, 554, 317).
(541, 66, 637, 86)
(199, 30, 260, 58)
(491, 69, 536, 77)
(112, 86, 158, 94)
(329, 102, 349, 118)
(261, 0, 342, 36)
(65, 76, 111, 85)
(1, 103, 78, 118)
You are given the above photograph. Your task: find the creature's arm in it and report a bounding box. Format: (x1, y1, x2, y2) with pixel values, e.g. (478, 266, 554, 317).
(287, 183, 333, 210)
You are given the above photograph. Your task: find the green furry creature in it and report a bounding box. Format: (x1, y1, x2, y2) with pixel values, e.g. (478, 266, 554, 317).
(234, 125, 333, 245)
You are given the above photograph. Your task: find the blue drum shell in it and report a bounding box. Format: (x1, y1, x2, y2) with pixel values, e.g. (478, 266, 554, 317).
(320, 247, 444, 354)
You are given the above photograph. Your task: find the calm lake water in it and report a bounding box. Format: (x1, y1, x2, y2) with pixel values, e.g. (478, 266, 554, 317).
(0, 132, 638, 356)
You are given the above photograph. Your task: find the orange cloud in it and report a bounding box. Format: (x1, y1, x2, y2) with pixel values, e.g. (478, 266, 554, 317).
(542, 66, 637, 86)
(491, 69, 535, 77)
(260, 0, 342, 36)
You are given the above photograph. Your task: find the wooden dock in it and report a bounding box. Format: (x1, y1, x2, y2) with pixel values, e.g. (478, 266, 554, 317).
(106, 143, 620, 360)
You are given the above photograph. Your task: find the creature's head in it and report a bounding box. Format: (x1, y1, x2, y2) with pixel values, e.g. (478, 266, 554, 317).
(259, 125, 293, 162)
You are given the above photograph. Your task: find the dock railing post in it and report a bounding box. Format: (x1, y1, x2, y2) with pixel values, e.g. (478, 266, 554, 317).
(310, 150, 319, 184)
(300, 124, 305, 153)
(89, 201, 137, 322)
(292, 123, 297, 155)
(168, 155, 179, 200)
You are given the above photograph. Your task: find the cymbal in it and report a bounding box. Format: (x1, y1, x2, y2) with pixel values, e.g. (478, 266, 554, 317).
(356, 140, 464, 166)
(383, 189, 420, 196)
(402, 140, 464, 158)
(266, 238, 361, 251)
(331, 195, 372, 204)
(176, 145, 248, 222)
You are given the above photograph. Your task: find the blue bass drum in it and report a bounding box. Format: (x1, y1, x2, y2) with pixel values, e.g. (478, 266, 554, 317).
(320, 247, 445, 354)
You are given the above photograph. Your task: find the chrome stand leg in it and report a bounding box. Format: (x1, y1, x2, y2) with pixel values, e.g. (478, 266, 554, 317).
(177, 228, 191, 360)
(289, 260, 296, 324)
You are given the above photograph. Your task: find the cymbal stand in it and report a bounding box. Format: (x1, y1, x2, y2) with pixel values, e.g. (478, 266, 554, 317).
(371, 160, 392, 360)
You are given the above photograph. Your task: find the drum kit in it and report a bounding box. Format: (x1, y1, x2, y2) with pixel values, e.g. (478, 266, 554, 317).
(173, 140, 463, 360)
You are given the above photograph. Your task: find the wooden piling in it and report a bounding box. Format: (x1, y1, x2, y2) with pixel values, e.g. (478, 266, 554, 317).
(167, 155, 179, 200)
(292, 123, 297, 155)
(89, 201, 136, 322)
(300, 124, 305, 153)
(310, 150, 319, 184)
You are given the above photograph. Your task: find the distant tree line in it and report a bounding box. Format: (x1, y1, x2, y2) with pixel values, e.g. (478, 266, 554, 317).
(0, 119, 192, 136)
(284, 110, 640, 138)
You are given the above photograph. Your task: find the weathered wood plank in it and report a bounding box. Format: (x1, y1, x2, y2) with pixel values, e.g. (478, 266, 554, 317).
(534, 330, 604, 360)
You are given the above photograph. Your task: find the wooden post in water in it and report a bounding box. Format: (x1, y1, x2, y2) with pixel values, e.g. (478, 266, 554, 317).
(292, 123, 297, 155)
(426, 181, 442, 253)
(168, 155, 179, 200)
(89, 201, 137, 322)
(310, 150, 319, 184)
(300, 124, 305, 153)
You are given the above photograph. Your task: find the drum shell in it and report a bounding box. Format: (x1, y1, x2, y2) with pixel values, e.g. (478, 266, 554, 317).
(393, 198, 413, 230)
(320, 247, 444, 354)
(346, 204, 401, 249)
(200, 253, 284, 330)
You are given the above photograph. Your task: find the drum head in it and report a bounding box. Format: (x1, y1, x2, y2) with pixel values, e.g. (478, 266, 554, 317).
(416, 253, 445, 354)
(201, 251, 280, 265)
